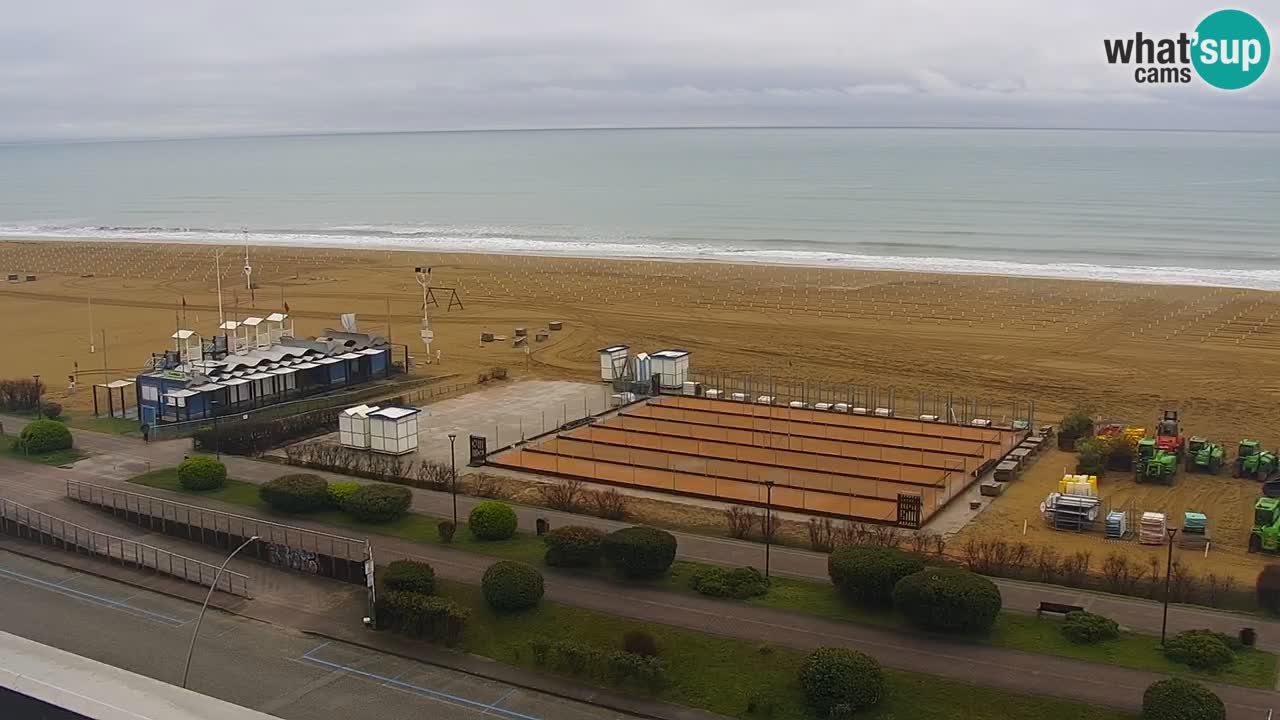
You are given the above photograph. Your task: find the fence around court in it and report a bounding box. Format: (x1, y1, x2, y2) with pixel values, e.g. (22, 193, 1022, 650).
(65, 480, 370, 585)
(0, 498, 252, 598)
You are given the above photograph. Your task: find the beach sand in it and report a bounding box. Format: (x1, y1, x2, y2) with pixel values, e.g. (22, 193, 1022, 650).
(3, 238, 1279, 581)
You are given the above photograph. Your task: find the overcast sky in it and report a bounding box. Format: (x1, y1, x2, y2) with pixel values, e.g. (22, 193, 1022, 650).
(1, 1, 1275, 141)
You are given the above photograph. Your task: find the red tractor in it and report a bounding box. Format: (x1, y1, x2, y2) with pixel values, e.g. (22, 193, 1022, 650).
(1155, 410, 1185, 457)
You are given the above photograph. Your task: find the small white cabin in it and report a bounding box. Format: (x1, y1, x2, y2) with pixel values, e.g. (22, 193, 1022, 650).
(338, 404, 379, 449)
(369, 407, 420, 455)
(650, 349, 690, 389)
(599, 345, 629, 382)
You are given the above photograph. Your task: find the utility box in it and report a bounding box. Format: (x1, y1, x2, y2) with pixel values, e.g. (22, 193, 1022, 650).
(338, 404, 379, 449)
(368, 407, 420, 455)
(599, 345, 629, 382)
(650, 349, 690, 389)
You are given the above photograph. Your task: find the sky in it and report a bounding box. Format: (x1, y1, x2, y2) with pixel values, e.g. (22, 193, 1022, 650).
(1, 1, 1276, 141)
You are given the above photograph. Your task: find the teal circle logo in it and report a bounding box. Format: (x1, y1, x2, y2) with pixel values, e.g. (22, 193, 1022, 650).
(1192, 9, 1270, 89)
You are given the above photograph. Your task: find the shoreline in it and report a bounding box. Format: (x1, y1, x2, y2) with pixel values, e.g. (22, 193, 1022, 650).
(3, 233, 1279, 292)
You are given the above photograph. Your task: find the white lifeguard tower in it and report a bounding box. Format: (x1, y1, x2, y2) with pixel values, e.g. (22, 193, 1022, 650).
(171, 329, 201, 365)
(650, 349, 690, 389)
(599, 345, 629, 382)
(265, 312, 293, 344)
(218, 320, 242, 354)
(369, 407, 420, 455)
(338, 404, 380, 449)
(241, 316, 268, 349)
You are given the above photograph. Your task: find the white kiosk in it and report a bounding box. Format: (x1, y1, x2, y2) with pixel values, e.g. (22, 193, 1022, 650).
(650, 349, 691, 390)
(338, 404, 379, 449)
(369, 407, 420, 455)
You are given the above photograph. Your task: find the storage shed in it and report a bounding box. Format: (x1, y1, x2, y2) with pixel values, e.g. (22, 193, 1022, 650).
(598, 345, 629, 382)
(338, 404, 379, 449)
(650, 349, 690, 389)
(368, 407, 420, 455)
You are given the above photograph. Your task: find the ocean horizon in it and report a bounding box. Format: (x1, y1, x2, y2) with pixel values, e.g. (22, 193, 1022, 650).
(1, 127, 1278, 289)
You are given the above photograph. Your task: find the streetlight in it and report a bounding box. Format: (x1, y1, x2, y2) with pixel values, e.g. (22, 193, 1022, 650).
(448, 433, 458, 527)
(1161, 526, 1179, 646)
(182, 535, 259, 689)
(764, 480, 776, 579)
(32, 375, 41, 418)
(210, 398, 221, 461)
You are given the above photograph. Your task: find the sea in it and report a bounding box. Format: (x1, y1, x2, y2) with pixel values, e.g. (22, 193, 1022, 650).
(1, 127, 1278, 289)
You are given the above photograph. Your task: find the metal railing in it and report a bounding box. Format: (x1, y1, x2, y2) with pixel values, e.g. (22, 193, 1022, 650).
(66, 481, 369, 582)
(0, 498, 251, 598)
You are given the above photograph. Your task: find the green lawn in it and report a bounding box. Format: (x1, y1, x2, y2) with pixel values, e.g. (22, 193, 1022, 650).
(3, 442, 86, 466)
(128, 467, 1277, 689)
(439, 580, 1132, 720)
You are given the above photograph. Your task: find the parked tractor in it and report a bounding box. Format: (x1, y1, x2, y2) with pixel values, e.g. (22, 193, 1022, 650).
(1249, 497, 1280, 553)
(1155, 410, 1185, 457)
(1134, 437, 1177, 484)
(1184, 436, 1225, 474)
(1235, 440, 1278, 480)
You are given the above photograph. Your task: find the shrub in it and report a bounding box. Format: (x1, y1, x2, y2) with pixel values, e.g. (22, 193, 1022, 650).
(1059, 407, 1095, 441)
(690, 565, 769, 599)
(40, 401, 63, 420)
(1074, 437, 1110, 476)
(892, 567, 1001, 634)
(622, 630, 659, 658)
(1256, 564, 1280, 614)
(1163, 630, 1235, 671)
(603, 526, 677, 579)
(383, 559, 435, 595)
(327, 480, 360, 508)
(376, 591, 469, 645)
(798, 647, 884, 715)
(16, 419, 73, 455)
(438, 520, 456, 543)
(259, 474, 330, 513)
(606, 650, 665, 691)
(549, 640, 603, 675)
(589, 488, 628, 520)
(1142, 678, 1225, 720)
(176, 456, 226, 491)
(544, 525, 605, 567)
(539, 479, 584, 512)
(0, 378, 42, 412)
(468, 501, 518, 540)
(1061, 611, 1120, 644)
(481, 561, 544, 612)
(828, 546, 924, 607)
(340, 483, 411, 523)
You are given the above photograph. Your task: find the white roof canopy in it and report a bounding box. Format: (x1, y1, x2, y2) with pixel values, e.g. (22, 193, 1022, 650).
(266, 312, 288, 322)
(171, 329, 197, 340)
(370, 407, 418, 420)
(241, 316, 264, 326)
(218, 321, 240, 331)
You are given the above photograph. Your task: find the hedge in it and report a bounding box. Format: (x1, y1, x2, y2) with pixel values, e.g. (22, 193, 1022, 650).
(1163, 630, 1236, 671)
(531, 639, 664, 692)
(1142, 678, 1225, 720)
(16, 419, 73, 455)
(603, 526, 677, 579)
(544, 525, 605, 567)
(892, 567, 1002, 633)
(376, 591, 469, 645)
(1061, 611, 1120, 645)
(340, 483, 412, 523)
(383, 559, 436, 595)
(690, 565, 769, 599)
(327, 481, 360, 508)
(468, 501, 518, 540)
(259, 474, 330, 513)
(798, 647, 884, 715)
(177, 456, 227, 491)
(828, 546, 924, 607)
(481, 561, 544, 612)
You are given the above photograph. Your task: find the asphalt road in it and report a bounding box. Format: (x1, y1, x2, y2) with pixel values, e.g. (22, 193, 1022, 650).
(0, 549, 632, 720)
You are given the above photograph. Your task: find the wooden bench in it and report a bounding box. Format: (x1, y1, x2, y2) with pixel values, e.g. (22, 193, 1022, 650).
(1037, 601, 1084, 619)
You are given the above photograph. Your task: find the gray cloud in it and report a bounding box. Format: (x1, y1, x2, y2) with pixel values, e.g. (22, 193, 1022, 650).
(0, 0, 1275, 140)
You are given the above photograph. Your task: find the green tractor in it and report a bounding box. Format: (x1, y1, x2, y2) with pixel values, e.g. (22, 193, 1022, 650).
(1134, 437, 1177, 484)
(1234, 440, 1278, 480)
(1184, 436, 1225, 474)
(1249, 497, 1280, 553)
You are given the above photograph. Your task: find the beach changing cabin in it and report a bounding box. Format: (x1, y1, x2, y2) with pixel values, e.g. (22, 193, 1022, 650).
(651, 349, 690, 390)
(338, 404, 379, 449)
(599, 345, 629, 382)
(368, 407, 420, 455)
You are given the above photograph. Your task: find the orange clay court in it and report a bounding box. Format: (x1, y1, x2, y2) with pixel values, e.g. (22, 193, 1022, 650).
(491, 395, 1026, 525)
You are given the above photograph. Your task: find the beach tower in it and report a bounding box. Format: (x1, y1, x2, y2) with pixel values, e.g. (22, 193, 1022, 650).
(599, 345, 629, 382)
(265, 312, 293, 344)
(368, 407, 420, 455)
(241, 316, 268, 349)
(338, 404, 379, 449)
(171, 329, 201, 366)
(650, 349, 691, 390)
(218, 320, 242, 354)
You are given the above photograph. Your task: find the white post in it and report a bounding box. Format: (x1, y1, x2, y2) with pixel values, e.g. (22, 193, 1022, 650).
(215, 250, 225, 326)
(181, 535, 258, 689)
(88, 295, 95, 353)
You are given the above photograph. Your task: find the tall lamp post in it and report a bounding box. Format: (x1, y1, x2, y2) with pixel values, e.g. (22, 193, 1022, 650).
(182, 535, 259, 689)
(764, 480, 776, 579)
(448, 433, 458, 526)
(1161, 526, 1179, 645)
(33, 375, 41, 418)
(210, 398, 221, 461)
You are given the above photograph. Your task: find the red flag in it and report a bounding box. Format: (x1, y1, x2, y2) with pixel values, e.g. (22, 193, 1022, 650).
(181, 296, 187, 308)
(284, 301, 290, 313)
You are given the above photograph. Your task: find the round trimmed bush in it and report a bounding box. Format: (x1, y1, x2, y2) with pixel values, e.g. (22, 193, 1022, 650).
(259, 474, 330, 513)
(622, 630, 659, 658)
(16, 419, 73, 455)
(340, 483, 412, 523)
(1142, 678, 1225, 720)
(798, 647, 884, 715)
(1062, 611, 1120, 645)
(327, 481, 360, 508)
(383, 559, 436, 595)
(1163, 630, 1235, 671)
(892, 567, 1001, 634)
(176, 456, 226, 491)
(544, 525, 605, 567)
(40, 401, 63, 420)
(603, 526, 677, 579)
(468, 501, 518, 540)
(481, 561, 544, 612)
(438, 520, 456, 543)
(828, 546, 924, 607)
(690, 566, 769, 599)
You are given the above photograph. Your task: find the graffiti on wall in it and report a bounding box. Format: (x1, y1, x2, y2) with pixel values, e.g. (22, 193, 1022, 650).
(267, 543, 320, 574)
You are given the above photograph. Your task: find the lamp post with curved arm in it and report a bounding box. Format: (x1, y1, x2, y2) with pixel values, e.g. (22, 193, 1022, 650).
(181, 535, 259, 689)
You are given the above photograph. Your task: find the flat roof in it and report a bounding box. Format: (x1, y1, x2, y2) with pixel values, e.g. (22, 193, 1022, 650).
(171, 329, 197, 340)
(241, 316, 264, 326)
(371, 407, 418, 419)
(598, 345, 629, 353)
(652, 349, 690, 358)
(265, 312, 288, 322)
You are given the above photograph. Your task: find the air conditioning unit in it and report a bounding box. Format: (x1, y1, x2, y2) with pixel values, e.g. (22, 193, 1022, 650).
(874, 407, 892, 417)
(788, 401, 806, 409)
(851, 406, 868, 415)
(705, 389, 722, 399)
(971, 418, 993, 427)
(756, 395, 775, 405)
(919, 414, 939, 422)
(833, 403, 849, 413)
(731, 392, 747, 402)
(814, 403, 831, 411)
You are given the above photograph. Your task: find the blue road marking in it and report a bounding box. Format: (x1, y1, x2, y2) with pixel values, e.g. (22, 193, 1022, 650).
(0, 565, 189, 626)
(300, 644, 541, 720)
